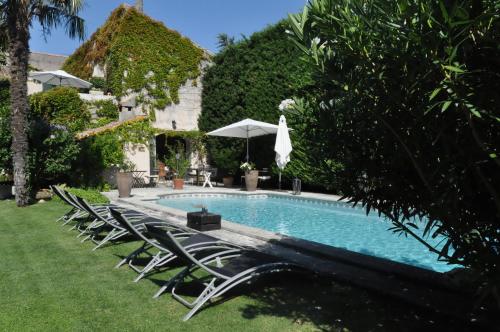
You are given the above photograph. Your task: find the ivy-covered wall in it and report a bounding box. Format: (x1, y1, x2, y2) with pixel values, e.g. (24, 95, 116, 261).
(62, 5, 206, 111)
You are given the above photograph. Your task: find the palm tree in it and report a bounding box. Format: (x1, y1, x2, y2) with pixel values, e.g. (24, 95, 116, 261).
(0, 0, 85, 206)
(216, 33, 235, 50)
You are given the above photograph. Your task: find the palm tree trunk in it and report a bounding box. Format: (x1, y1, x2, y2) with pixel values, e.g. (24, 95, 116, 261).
(7, 5, 31, 206)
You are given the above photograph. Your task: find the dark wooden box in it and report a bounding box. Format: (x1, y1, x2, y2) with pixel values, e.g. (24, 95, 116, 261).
(187, 211, 221, 231)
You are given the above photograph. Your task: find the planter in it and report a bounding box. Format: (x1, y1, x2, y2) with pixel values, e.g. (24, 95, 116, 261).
(244, 170, 259, 192)
(117, 172, 133, 198)
(222, 176, 234, 188)
(173, 178, 184, 190)
(0, 183, 13, 199)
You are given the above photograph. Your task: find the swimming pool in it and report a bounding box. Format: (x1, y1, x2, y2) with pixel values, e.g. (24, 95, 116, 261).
(157, 194, 456, 272)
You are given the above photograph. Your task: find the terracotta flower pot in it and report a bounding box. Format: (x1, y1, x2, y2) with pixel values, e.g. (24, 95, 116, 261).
(222, 176, 234, 188)
(117, 172, 133, 198)
(173, 178, 184, 190)
(244, 170, 259, 191)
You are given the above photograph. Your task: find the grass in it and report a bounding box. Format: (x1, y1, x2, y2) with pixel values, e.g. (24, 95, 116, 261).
(0, 199, 475, 331)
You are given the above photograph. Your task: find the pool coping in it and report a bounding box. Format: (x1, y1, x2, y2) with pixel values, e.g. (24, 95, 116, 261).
(122, 191, 462, 293)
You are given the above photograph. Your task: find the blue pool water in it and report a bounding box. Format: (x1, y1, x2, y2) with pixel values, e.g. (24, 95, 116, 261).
(157, 195, 456, 272)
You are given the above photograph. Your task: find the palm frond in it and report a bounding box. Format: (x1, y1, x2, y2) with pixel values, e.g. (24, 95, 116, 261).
(30, 0, 85, 40)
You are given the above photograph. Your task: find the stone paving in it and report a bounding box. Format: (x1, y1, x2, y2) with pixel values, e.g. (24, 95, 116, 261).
(103, 185, 472, 319)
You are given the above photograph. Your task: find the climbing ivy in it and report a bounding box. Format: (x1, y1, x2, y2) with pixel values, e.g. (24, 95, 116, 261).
(62, 5, 206, 112)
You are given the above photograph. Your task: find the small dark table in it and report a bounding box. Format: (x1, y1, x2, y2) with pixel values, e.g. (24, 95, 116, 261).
(187, 211, 221, 231)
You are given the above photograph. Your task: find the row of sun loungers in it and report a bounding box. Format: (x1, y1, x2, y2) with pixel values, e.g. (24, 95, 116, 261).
(50, 185, 305, 321)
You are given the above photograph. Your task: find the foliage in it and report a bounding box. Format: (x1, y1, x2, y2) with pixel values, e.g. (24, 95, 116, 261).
(87, 117, 115, 129)
(73, 133, 124, 187)
(29, 87, 90, 132)
(54, 186, 109, 204)
(62, 5, 205, 113)
(93, 100, 118, 119)
(27, 120, 80, 191)
(0, 80, 79, 193)
(199, 20, 324, 184)
(290, 0, 500, 307)
(240, 162, 255, 172)
(89, 77, 107, 91)
(165, 142, 191, 179)
(211, 149, 239, 175)
(216, 33, 235, 50)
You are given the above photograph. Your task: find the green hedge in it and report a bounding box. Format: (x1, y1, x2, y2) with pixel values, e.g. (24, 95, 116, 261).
(53, 186, 109, 204)
(199, 21, 330, 185)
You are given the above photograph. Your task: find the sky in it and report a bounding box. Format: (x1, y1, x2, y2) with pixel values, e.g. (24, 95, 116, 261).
(30, 0, 306, 56)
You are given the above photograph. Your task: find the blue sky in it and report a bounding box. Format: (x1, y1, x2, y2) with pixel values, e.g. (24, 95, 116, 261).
(30, 0, 306, 55)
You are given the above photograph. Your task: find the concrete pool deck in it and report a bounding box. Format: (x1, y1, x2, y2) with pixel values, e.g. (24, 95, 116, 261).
(103, 185, 473, 319)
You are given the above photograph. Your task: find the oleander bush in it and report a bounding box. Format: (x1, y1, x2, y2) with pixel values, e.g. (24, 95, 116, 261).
(290, 0, 500, 309)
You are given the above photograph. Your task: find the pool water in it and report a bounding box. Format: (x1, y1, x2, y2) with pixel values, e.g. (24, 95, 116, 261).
(157, 195, 456, 272)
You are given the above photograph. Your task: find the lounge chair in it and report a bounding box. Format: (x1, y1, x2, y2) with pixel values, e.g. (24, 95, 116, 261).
(75, 196, 152, 251)
(145, 225, 305, 321)
(109, 208, 243, 283)
(50, 185, 90, 224)
(108, 207, 193, 275)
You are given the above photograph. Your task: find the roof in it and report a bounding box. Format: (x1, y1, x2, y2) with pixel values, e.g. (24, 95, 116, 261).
(29, 52, 68, 71)
(76, 115, 146, 140)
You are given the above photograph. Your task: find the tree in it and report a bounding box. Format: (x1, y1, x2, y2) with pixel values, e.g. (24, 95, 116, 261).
(289, 0, 500, 309)
(216, 33, 235, 50)
(0, 0, 85, 206)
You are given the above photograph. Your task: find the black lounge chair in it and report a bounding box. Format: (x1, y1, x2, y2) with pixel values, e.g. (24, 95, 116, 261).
(109, 208, 243, 283)
(75, 196, 154, 251)
(50, 185, 90, 224)
(145, 225, 306, 321)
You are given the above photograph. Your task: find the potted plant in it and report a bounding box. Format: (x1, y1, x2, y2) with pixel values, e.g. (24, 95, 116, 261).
(240, 162, 258, 191)
(222, 159, 240, 188)
(116, 160, 135, 198)
(166, 145, 191, 190)
(0, 170, 13, 199)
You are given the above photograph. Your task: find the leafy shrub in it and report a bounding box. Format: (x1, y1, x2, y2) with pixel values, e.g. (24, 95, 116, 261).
(53, 186, 109, 204)
(30, 87, 91, 132)
(89, 77, 107, 90)
(73, 133, 124, 187)
(0, 81, 79, 194)
(290, 0, 500, 307)
(93, 100, 118, 120)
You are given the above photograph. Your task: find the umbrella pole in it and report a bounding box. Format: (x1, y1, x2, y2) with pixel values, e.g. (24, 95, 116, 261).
(246, 129, 249, 162)
(279, 172, 282, 190)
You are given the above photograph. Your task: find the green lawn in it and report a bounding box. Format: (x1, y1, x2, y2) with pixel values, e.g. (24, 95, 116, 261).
(0, 200, 468, 331)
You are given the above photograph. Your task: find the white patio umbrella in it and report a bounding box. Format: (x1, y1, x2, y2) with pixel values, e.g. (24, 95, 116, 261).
(274, 115, 292, 190)
(29, 70, 92, 89)
(207, 118, 280, 162)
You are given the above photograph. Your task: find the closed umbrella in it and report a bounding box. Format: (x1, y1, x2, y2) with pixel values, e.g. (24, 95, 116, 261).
(207, 118, 280, 162)
(29, 70, 92, 89)
(274, 115, 292, 190)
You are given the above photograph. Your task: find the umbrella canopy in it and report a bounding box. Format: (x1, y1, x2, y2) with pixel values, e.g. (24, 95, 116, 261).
(29, 70, 92, 89)
(207, 118, 281, 162)
(274, 115, 292, 170)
